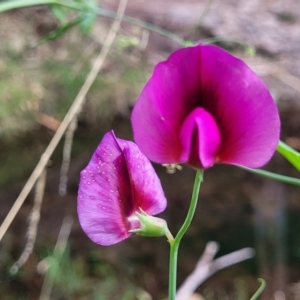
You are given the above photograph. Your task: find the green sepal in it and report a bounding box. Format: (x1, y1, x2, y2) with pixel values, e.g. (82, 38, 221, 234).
(129, 209, 169, 237)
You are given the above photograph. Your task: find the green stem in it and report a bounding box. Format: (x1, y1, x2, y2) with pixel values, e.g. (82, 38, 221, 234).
(190, 0, 215, 41)
(240, 166, 300, 186)
(94, 8, 185, 45)
(250, 279, 266, 300)
(168, 169, 203, 300)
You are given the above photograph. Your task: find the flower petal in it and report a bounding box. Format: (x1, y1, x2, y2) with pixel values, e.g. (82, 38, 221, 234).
(179, 107, 221, 168)
(198, 45, 280, 167)
(123, 143, 167, 215)
(78, 132, 130, 245)
(77, 131, 166, 246)
(131, 46, 201, 164)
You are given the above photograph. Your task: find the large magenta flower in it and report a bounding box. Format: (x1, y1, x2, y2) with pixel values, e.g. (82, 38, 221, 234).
(131, 44, 280, 169)
(78, 131, 167, 246)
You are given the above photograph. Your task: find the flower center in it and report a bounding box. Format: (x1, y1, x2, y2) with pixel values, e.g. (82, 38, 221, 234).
(179, 107, 221, 168)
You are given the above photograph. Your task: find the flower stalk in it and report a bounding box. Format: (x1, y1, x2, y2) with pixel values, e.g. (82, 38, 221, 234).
(168, 169, 204, 300)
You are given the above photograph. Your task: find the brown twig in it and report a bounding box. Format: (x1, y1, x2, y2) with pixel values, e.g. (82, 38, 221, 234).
(59, 114, 79, 196)
(39, 216, 73, 300)
(36, 113, 61, 131)
(10, 168, 47, 274)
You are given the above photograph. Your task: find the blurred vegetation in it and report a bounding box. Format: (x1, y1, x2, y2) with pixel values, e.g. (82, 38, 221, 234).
(0, 7, 148, 189)
(0, 27, 146, 138)
(1, 242, 149, 300)
(203, 279, 249, 300)
(42, 246, 144, 300)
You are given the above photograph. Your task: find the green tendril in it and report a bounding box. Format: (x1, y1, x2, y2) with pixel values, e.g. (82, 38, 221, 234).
(250, 278, 266, 300)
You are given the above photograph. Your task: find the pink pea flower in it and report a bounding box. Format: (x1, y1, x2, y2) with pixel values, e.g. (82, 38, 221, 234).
(78, 131, 167, 246)
(131, 44, 280, 169)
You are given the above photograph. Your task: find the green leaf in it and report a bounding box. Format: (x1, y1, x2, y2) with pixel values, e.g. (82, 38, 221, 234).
(50, 4, 68, 25)
(78, 12, 96, 34)
(183, 40, 194, 47)
(244, 45, 256, 56)
(32, 15, 85, 46)
(277, 141, 300, 172)
(78, 0, 97, 34)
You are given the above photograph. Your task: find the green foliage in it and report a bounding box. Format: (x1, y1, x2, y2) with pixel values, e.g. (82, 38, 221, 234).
(78, 0, 97, 34)
(44, 246, 141, 300)
(0, 14, 146, 136)
(234, 279, 249, 300)
(79, 12, 96, 34)
(0, 60, 37, 137)
(48, 0, 98, 39)
(116, 35, 140, 49)
(202, 278, 266, 300)
(0, 0, 186, 46)
(50, 4, 69, 25)
(244, 46, 256, 57)
(0, 241, 145, 300)
(277, 141, 300, 172)
(183, 40, 194, 47)
(33, 15, 87, 47)
(0, 0, 85, 14)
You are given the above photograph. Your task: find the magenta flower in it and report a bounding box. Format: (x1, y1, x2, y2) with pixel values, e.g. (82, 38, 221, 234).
(131, 44, 280, 169)
(77, 131, 167, 246)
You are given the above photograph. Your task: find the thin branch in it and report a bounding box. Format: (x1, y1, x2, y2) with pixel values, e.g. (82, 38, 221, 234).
(176, 242, 255, 300)
(0, 0, 128, 242)
(190, 0, 215, 41)
(10, 167, 47, 274)
(39, 216, 73, 300)
(59, 114, 78, 196)
(210, 247, 255, 273)
(195, 241, 219, 267)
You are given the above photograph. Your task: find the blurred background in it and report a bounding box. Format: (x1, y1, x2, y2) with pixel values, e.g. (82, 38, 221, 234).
(0, 0, 300, 299)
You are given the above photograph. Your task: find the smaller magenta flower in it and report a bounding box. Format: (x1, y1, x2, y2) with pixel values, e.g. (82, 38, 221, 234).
(77, 131, 167, 246)
(131, 44, 280, 169)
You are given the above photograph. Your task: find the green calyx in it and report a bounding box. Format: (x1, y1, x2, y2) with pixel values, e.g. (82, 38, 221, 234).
(129, 209, 174, 242)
